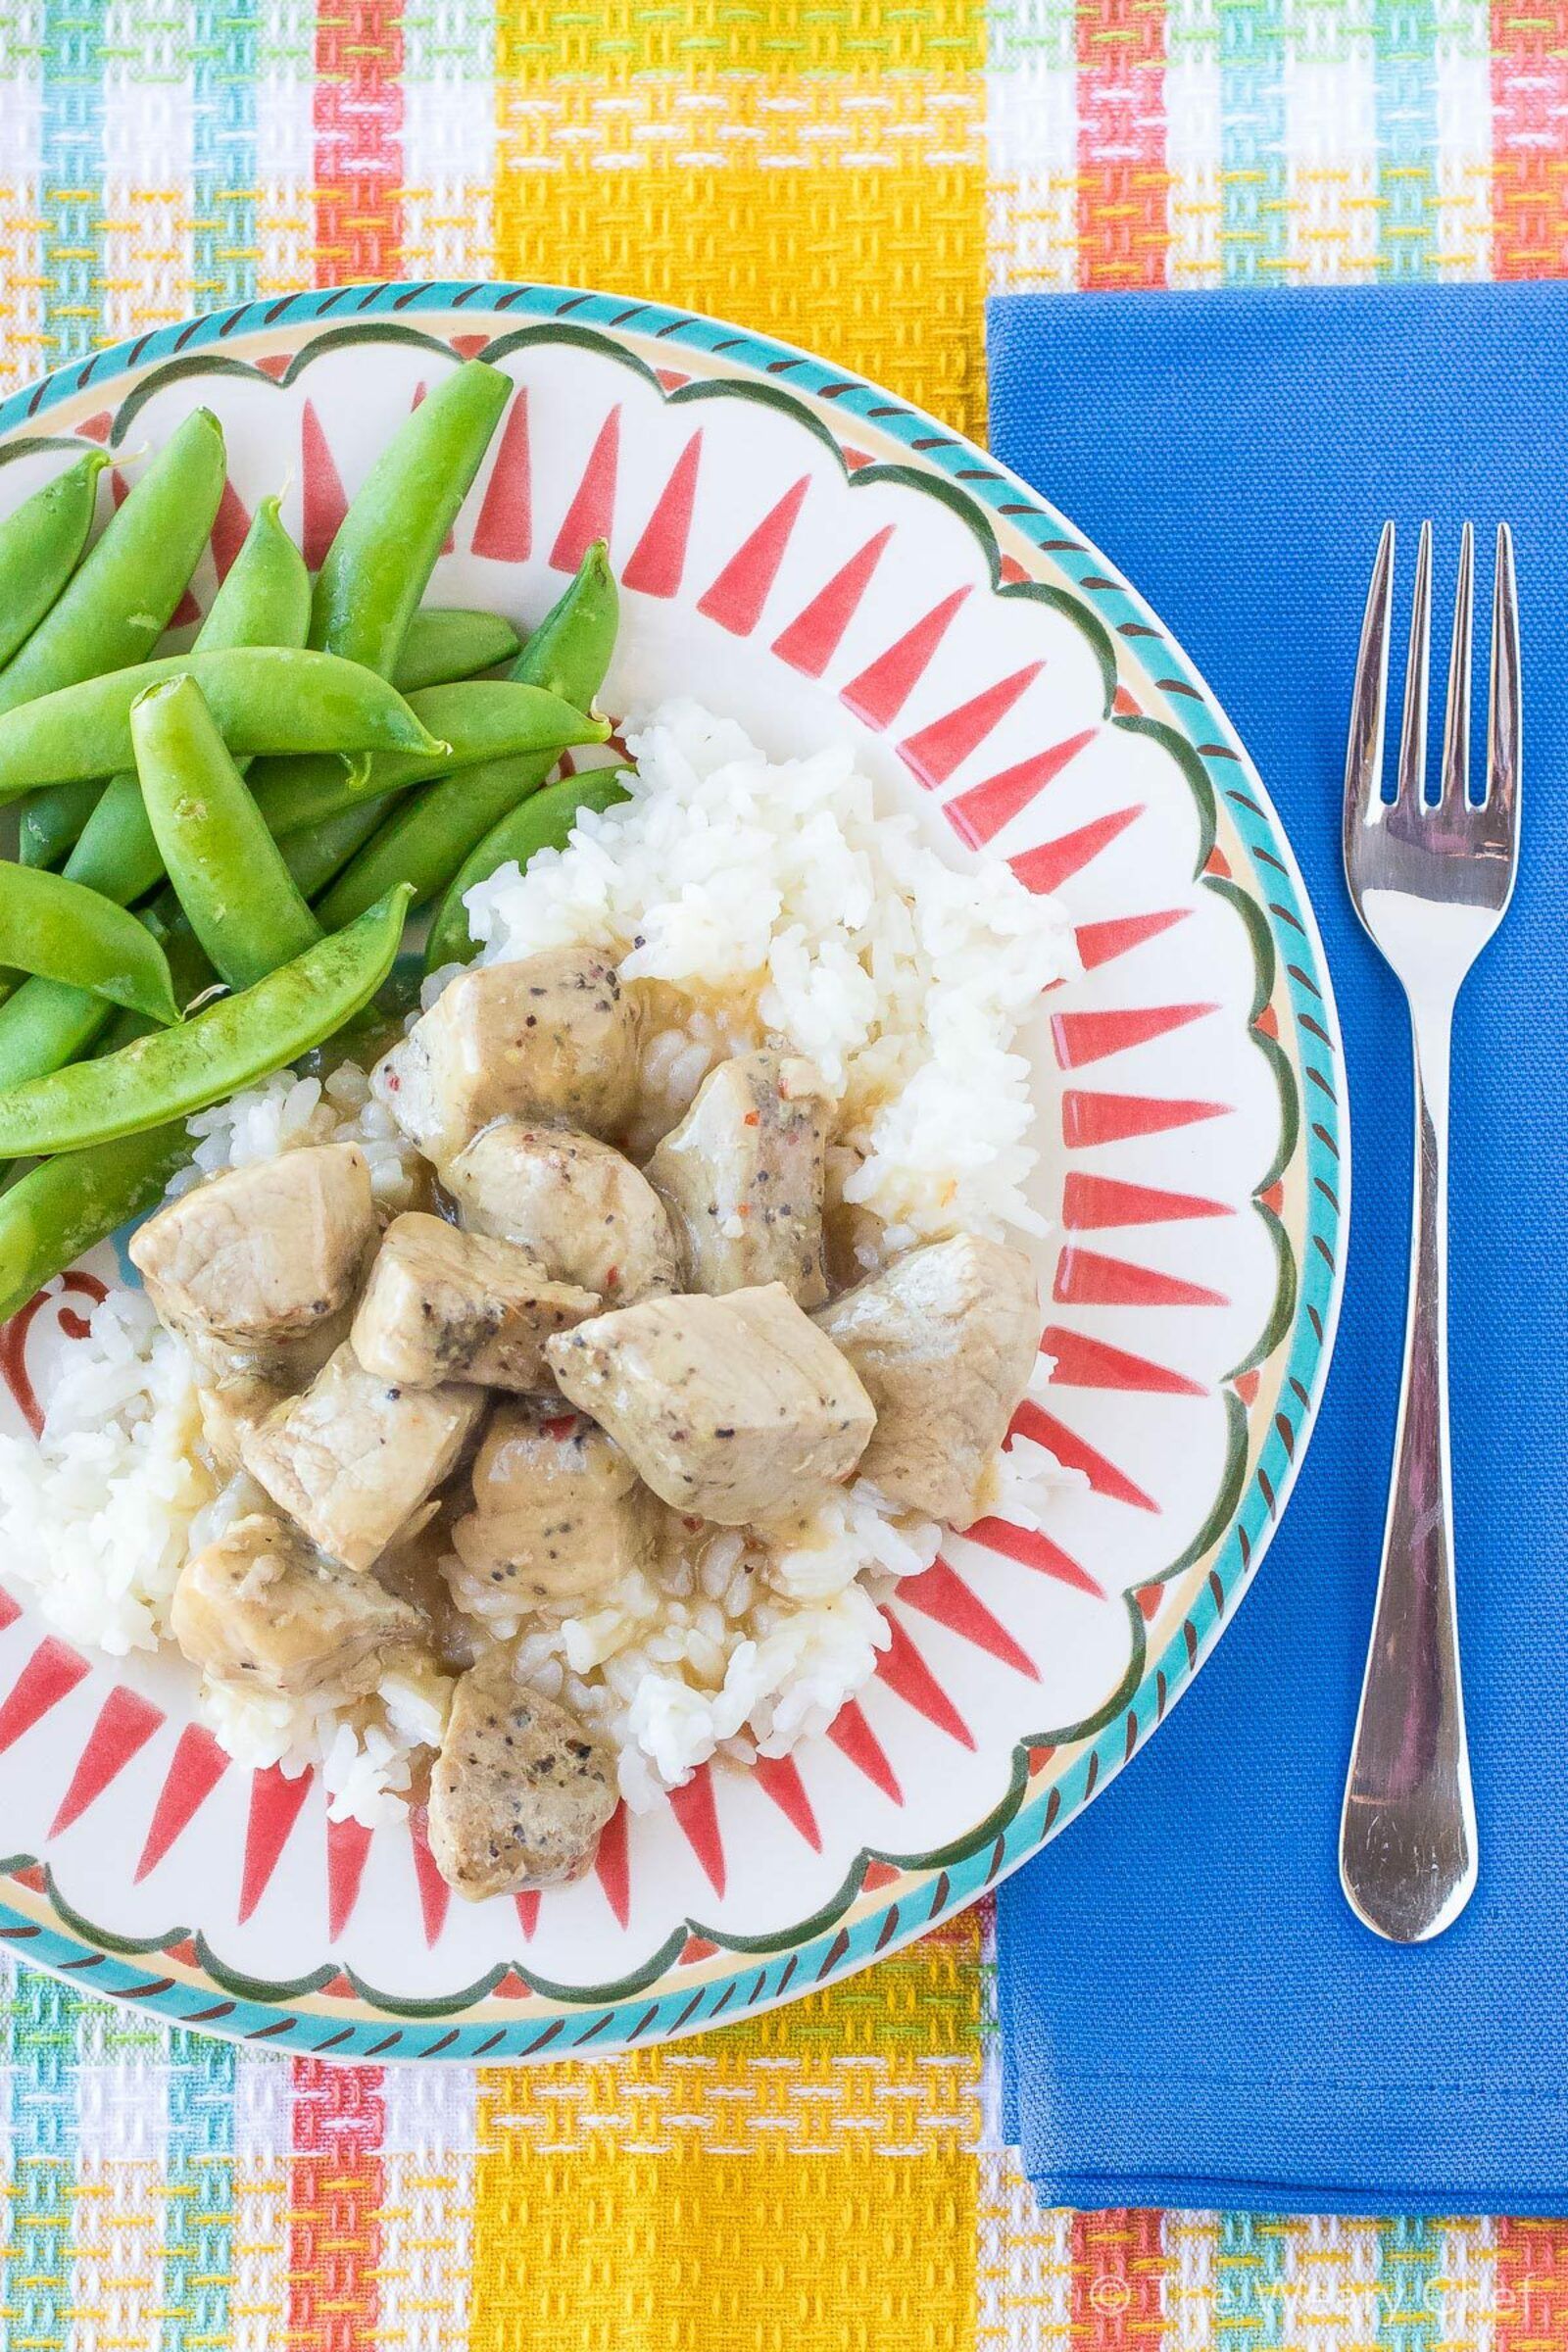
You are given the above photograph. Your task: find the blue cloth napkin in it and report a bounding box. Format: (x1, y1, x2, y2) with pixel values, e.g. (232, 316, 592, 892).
(990, 282, 1568, 2217)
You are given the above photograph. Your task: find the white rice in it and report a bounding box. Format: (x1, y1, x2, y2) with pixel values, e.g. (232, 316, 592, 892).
(460, 699, 1075, 1248)
(0, 702, 1077, 1830)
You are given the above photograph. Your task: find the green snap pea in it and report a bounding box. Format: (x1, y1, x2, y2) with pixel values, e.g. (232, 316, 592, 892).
(0, 885, 414, 1155)
(395, 607, 520, 691)
(16, 493, 315, 879)
(0, 410, 225, 716)
(0, 1122, 189, 1326)
(0, 645, 444, 799)
(249, 680, 606, 836)
(0, 863, 179, 1025)
(132, 675, 321, 990)
(0, 451, 112, 672)
(424, 769, 633, 973)
(279, 800, 399, 903)
(55, 493, 318, 900)
(311, 362, 511, 677)
(0, 979, 114, 1089)
(194, 492, 311, 656)
(19, 776, 105, 869)
(320, 543, 619, 932)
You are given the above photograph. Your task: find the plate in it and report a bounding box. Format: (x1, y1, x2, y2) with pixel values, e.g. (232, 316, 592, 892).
(0, 283, 1347, 2060)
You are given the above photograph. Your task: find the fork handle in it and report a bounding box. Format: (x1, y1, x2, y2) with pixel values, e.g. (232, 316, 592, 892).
(1339, 986, 1478, 1942)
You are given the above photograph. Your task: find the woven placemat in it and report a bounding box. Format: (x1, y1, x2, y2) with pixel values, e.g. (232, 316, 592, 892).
(0, 4, 1564, 2342)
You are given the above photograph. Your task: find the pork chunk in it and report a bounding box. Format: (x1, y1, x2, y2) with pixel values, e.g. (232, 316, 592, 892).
(814, 1234, 1040, 1527)
(350, 1211, 597, 1390)
(171, 1512, 424, 1697)
(451, 1401, 652, 1610)
(445, 1123, 678, 1304)
(197, 1374, 290, 1477)
(129, 1144, 375, 1371)
(240, 1342, 486, 1572)
(374, 949, 640, 1161)
(646, 1049, 830, 1305)
(428, 1650, 617, 1898)
(546, 1283, 874, 1525)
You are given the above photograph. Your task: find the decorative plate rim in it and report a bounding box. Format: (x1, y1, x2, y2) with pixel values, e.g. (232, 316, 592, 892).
(0, 279, 1349, 2061)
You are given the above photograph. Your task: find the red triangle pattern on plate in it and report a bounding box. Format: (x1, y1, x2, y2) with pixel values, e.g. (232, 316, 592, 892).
(325, 1815, 373, 1939)
(840, 588, 970, 730)
(681, 1933, 718, 1963)
(1008, 1398, 1159, 1513)
(238, 1765, 314, 1924)
(898, 1559, 1039, 1681)
(449, 332, 490, 361)
(1052, 1001, 1217, 1069)
(75, 410, 113, 443)
(134, 1724, 228, 1882)
(898, 661, 1043, 790)
(861, 1858, 902, 1891)
(470, 390, 531, 563)
(0, 1640, 89, 1756)
(1041, 1326, 1207, 1398)
(970, 1517, 1104, 1597)
(48, 1686, 164, 1838)
(945, 731, 1098, 847)
(697, 474, 809, 636)
(622, 429, 703, 598)
(1074, 908, 1190, 970)
(407, 1805, 451, 1946)
(1061, 1088, 1227, 1148)
(667, 1766, 726, 1894)
(492, 1967, 532, 1998)
(255, 352, 292, 381)
(210, 478, 251, 581)
(749, 1753, 821, 1850)
(550, 407, 620, 572)
(826, 1701, 903, 1804)
(1054, 1245, 1228, 1311)
(594, 1802, 631, 1926)
(300, 401, 347, 570)
(1063, 1171, 1231, 1231)
(1009, 804, 1143, 896)
(875, 1620, 975, 1748)
(514, 1890, 540, 1940)
(771, 525, 893, 677)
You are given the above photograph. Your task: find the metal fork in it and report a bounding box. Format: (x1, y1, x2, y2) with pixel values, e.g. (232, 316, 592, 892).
(1339, 518, 1521, 1944)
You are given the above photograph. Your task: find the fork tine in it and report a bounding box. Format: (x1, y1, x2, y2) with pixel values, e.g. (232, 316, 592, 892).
(1487, 521, 1521, 840)
(1344, 522, 1396, 849)
(1396, 519, 1433, 807)
(1440, 520, 1474, 807)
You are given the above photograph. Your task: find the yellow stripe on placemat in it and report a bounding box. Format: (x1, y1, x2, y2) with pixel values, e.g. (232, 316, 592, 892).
(491, 58, 987, 437)
(468, 1914, 982, 2352)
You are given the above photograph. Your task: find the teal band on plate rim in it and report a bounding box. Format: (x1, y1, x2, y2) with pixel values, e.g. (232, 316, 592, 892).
(0, 280, 1348, 2061)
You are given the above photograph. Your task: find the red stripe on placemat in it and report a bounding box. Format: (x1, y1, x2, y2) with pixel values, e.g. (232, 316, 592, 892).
(1068, 2209, 1164, 2346)
(1495, 2219, 1568, 2352)
(1492, 4, 1568, 274)
(287, 2059, 385, 2352)
(313, 2, 404, 286)
(1076, 0, 1168, 289)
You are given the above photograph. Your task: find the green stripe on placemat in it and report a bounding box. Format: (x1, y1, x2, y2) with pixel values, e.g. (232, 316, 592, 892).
(39, 0, 107, 365)
(0, 1966, 79, 2346)
(160, 2027, 236, 2352)
(192, 0, 259, 312)
(1220, 0, 1289, 285)
(1374, 0, 1441, 276)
